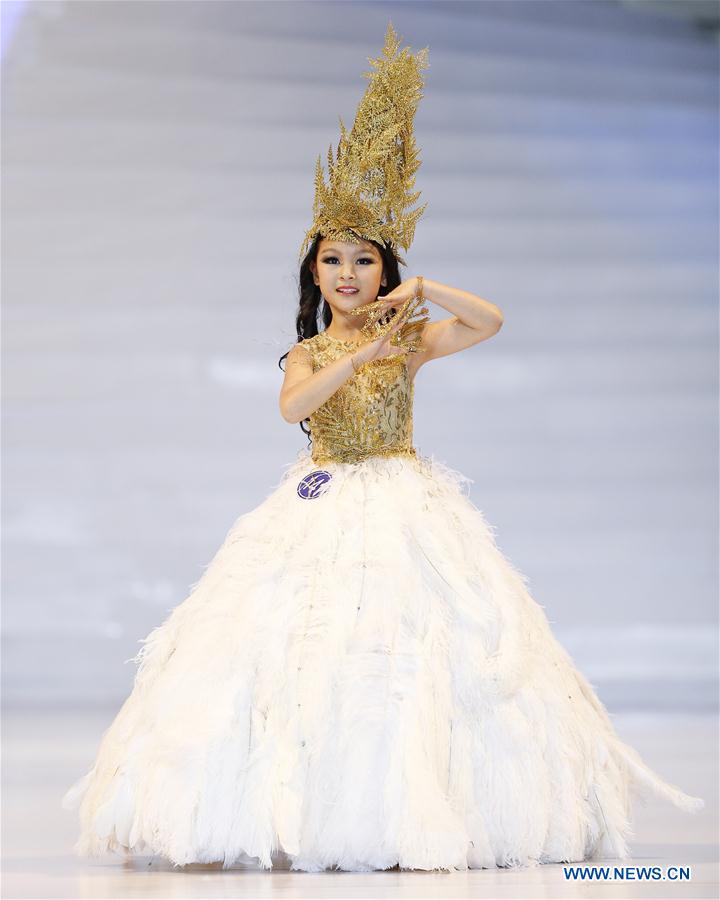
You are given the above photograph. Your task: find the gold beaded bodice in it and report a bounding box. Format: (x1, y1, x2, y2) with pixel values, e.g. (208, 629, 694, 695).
(299, 332, 417, 466)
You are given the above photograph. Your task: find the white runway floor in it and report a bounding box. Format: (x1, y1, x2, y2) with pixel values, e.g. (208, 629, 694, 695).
(2, 709, 717, 899)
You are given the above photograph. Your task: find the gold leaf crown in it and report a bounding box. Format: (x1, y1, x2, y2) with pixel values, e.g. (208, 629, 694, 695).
(298, 21, 429, 267)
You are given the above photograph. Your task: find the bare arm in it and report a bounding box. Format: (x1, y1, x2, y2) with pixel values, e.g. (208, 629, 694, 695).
(372, 277, 503, 385)
(279, 316, 408, 424)
(279, 344, 369, 424)
(418, 279, 503, 364)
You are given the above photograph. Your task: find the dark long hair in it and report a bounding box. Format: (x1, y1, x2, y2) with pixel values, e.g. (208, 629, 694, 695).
(278, 234, 404, 445)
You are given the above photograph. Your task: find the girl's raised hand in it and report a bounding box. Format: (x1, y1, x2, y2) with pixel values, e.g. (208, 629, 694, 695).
(375, 277, 420, 313)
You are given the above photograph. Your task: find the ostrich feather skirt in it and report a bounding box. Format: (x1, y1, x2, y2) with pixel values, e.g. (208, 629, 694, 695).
(61, 449, 703, 872)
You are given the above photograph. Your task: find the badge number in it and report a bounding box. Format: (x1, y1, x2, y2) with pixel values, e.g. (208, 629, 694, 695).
(297, 470, 333, 500)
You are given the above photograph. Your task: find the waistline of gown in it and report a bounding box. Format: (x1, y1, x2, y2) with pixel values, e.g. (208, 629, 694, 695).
(309, 446, 418, 468)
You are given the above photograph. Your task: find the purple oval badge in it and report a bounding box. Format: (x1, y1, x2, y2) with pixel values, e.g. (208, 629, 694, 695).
(297, 469, 333, 500)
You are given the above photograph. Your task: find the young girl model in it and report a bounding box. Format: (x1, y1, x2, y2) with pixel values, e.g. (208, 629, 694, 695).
(62, 22, 703, 873)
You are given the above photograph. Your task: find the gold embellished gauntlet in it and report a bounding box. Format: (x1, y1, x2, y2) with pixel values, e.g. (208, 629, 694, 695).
(348, 276, 430, 353)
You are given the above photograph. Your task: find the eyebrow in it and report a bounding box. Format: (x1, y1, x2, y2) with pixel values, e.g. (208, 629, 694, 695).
(320, 247, 378, 256)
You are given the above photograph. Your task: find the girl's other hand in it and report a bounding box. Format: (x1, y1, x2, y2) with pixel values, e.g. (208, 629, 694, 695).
(353, 308, 408, 366)
(375, 277, 420, 313)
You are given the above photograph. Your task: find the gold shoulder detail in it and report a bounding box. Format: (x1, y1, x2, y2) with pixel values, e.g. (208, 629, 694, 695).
(286, 342, 314, 367)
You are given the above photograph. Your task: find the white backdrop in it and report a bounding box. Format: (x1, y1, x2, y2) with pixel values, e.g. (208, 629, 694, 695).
(2, 0, 717, 709)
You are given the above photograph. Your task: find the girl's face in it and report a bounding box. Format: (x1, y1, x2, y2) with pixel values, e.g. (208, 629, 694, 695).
(310, 238, 387, 316)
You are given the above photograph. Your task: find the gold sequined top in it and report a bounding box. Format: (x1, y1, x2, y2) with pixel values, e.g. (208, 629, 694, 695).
(296, 332, 417, 466)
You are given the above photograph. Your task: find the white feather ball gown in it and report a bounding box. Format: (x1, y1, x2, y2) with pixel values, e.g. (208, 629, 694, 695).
(61, 331, 704, 872)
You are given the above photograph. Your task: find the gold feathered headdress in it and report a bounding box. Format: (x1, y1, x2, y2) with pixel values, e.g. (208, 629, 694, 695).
(298, 22, 429, 266)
